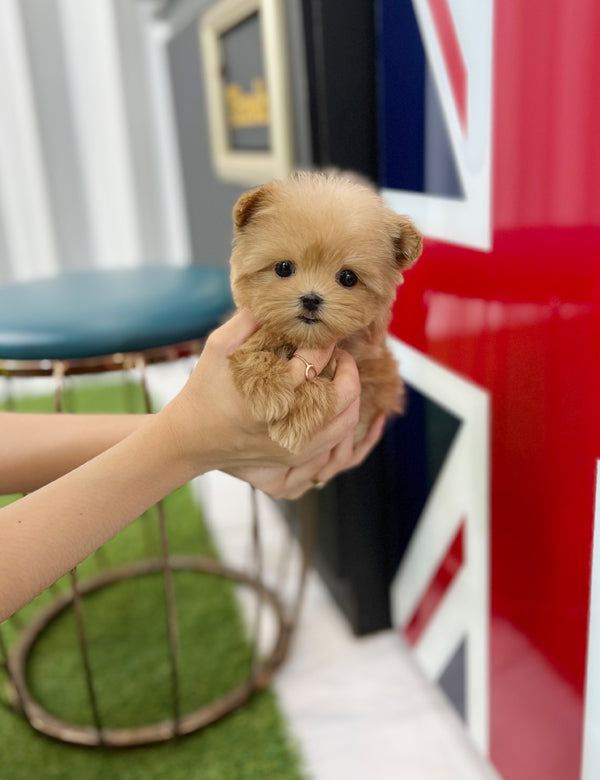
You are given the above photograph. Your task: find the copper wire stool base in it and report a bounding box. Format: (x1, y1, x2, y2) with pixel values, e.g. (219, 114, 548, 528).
(1, 345, 314, 748)
(5, 557, 295, 748)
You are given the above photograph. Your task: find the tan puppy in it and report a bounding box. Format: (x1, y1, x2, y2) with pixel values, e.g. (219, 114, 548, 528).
(229, 171, 422, 453)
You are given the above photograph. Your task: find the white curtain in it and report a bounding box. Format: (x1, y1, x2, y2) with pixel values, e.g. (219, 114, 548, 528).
(0, 0, 191, 285)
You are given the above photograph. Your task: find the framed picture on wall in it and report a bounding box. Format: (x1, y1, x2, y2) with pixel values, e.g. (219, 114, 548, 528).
(200, 0, 294, 184)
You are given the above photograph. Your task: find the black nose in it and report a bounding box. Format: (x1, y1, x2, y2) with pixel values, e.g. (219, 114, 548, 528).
(300, 293, 323, 312)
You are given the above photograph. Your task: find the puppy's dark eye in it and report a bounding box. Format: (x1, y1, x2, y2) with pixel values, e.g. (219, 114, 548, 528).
(337, 269, 358, 288)
(274, 261, 295, 278)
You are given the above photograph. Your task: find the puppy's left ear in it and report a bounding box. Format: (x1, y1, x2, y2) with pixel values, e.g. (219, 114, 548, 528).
(390, 214, 423, 270)
(233, 185, 270, 230)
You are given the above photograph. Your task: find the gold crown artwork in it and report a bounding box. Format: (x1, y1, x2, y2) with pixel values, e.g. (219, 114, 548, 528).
(225, 77, 270, 129)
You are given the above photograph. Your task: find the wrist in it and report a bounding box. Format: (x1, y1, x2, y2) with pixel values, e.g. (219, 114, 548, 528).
(153, 398, 220, 482)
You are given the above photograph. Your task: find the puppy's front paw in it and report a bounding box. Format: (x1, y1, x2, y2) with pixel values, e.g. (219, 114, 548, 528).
(268, 418, 313, 454)
(230, 350, 295, 422)
(268, 378, 337, 453)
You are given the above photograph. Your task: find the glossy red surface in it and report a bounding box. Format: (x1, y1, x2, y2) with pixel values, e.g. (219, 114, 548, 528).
(389, 1, 600, 776)
(425, 0, 467, 132)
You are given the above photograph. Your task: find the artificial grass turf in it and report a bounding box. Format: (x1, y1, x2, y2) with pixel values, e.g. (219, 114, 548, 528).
(0, 380, 305, 779)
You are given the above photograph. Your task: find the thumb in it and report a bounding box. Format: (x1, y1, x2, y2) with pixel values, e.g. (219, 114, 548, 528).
(208, 309, 262, 356)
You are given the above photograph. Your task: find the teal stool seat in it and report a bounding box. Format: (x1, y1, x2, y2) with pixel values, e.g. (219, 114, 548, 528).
(0, 265, 233, 361)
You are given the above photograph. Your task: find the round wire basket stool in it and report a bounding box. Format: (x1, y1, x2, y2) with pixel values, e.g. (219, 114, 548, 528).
(0, 268, 314, 747)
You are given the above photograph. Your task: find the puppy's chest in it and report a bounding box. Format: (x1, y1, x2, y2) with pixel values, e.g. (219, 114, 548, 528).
(339, 332, 381, 365)
(273, 343, 297, 361)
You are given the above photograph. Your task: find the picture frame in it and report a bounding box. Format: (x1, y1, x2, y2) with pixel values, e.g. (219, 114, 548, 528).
(199, 0, 294, 185)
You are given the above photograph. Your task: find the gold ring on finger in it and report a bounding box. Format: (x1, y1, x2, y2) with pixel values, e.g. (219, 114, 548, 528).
(292, 353, 318, 381)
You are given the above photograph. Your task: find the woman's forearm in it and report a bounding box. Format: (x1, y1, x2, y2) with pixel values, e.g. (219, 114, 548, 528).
(0, 411, 200, 621)
(0, 412, 149, 495)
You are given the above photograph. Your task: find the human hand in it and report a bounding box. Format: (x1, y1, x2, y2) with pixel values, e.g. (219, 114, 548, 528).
(158, 309, 338, 476)
(223, 343, 386, 499)
(228, 411, 385, 500)
(159, 309, 384, 496)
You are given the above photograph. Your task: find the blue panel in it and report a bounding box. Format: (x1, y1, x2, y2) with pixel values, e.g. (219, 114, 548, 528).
(437, 638, 467, 721)
(376, 0, 465, 199)
(385, 384, 462, 578)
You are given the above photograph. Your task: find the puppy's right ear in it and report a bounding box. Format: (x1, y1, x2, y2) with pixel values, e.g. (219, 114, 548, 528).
(233, 186, 269, 230)
(390, 214, 423, 270)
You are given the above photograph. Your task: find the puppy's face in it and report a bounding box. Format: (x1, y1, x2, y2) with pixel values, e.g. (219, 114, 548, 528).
(230, 173, 422, 349)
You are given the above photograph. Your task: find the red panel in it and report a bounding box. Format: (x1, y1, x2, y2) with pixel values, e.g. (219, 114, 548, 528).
(393, 230, 600, 780)
(389, 1, 600, 776)
(425, 0, 468, 132)
(493, 0, 600, 230)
